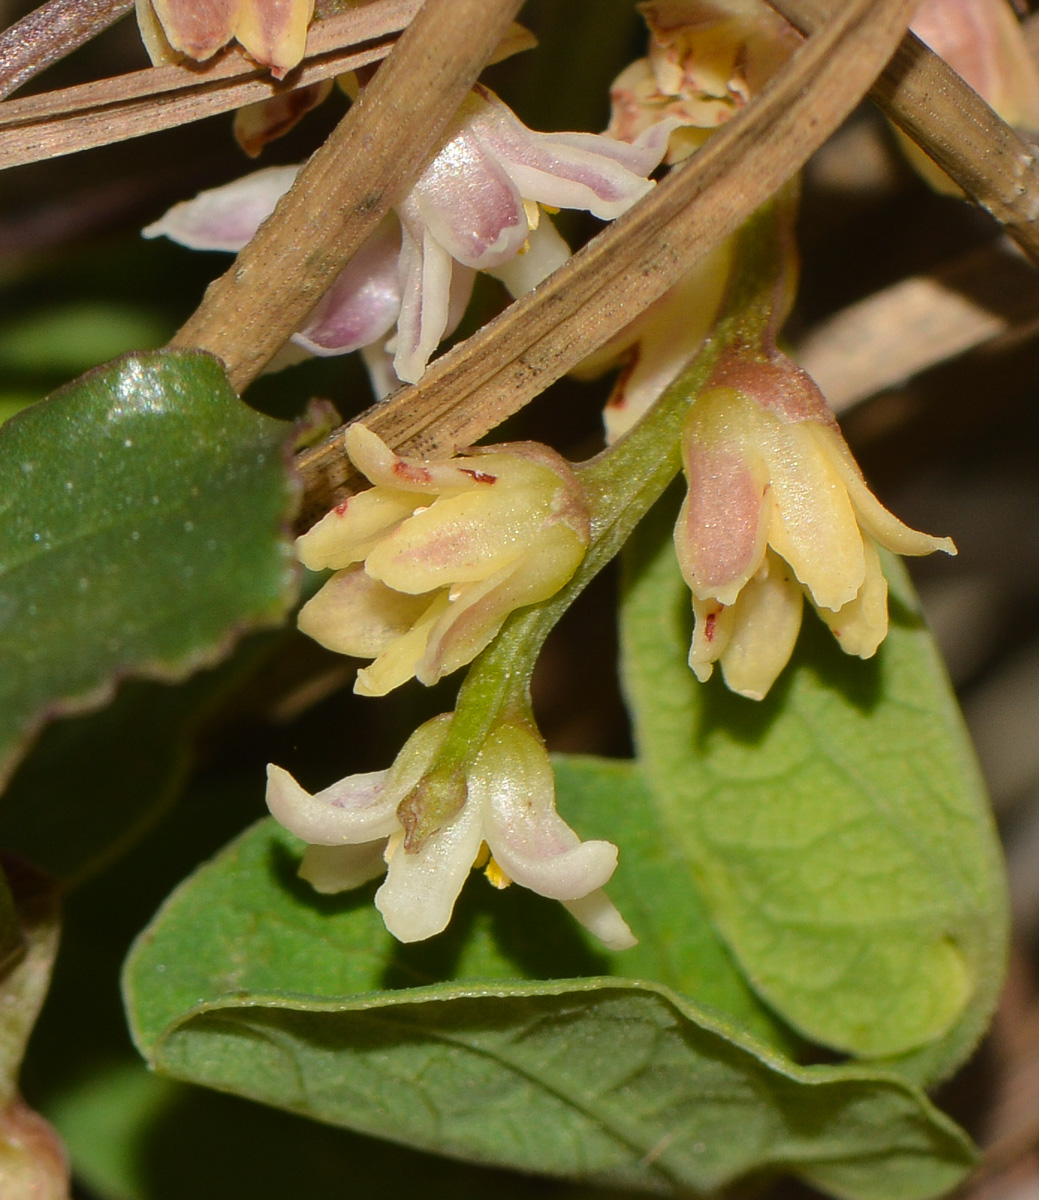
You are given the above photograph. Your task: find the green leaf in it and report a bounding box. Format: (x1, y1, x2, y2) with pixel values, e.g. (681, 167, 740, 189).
(620, 495, 1008, 1077)
(49, 1057, 634, 1200)
(0, 350, 299, 788)
(552, 756, 796, 1051)
(123, 819, 976, 1200)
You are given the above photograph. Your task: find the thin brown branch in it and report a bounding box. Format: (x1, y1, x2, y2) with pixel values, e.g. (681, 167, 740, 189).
(0, 0, 132, 101)
(168, 0, 524, 391)
(770, 0, 1039, 267)
(795, 242, 1039, 412)
(0, 0, 423, 169)
(293, 0, 920, 529)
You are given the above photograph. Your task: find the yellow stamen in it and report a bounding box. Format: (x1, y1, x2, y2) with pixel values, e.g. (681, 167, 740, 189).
(485, 856, 512, 890)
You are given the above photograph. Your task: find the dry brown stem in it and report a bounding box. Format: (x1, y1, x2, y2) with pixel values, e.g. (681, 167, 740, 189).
(167, 0, 523, 391)
(293, 0, 919, 527)
(0, 0, 425, 169)
(0, 0, 132, 101)
(770, 0, 1039, 266)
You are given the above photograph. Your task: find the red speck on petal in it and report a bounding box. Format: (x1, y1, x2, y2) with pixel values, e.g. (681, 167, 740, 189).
(334, 500, 350, 515)
(704, 611, 717, 642)
(460, 469, 497, 484)
(393, 460, 433, 484)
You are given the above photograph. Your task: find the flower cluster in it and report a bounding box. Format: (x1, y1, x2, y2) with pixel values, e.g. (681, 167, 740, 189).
(135, 0, 313, 77)
(607, 0, 798, 163)
(267, 714, 635, 948)
(675, 356, 955, 700)
(581, 0, 797, 444)
(146, 85, 671, 392)
(295, 425, 590, 697)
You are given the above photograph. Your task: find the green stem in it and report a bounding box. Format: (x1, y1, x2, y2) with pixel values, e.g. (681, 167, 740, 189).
(440, 198, 789, 767)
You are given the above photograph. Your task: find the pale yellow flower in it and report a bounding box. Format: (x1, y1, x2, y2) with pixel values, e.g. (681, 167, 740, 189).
(295, 426, 590, 696)
(135, 0, 313, 77)
(675, 361, 955, 699)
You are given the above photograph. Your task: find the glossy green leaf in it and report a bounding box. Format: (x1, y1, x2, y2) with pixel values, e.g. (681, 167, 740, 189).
(0, 350, 299, 788)
(620, 497, 1008, 1077)
(123, 817, 975, 1199)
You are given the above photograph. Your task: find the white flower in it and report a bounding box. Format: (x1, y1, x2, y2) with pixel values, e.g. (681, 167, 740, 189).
(266, 715, 635, 950)
(145, 85, 671, 390)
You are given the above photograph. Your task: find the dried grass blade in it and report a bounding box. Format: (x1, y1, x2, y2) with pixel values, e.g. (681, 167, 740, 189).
(771, 0, 1039, 266)
(0, 0, 424, 169)
(294, 0, 920, 525)
(0, 0, 132, 100)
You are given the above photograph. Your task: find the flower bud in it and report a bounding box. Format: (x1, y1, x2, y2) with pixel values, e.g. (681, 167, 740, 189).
(295, 426, 591, 696)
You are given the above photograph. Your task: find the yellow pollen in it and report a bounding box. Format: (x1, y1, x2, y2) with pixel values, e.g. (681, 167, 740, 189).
(472, 841, 491, 869)
(521, 197, 540, 230)
(485, 856, 512, 890)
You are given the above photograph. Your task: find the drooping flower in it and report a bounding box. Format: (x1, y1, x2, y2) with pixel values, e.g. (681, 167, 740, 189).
(675, 355, 956, 699)
(900, 0, 1039, 193)
(135, 0, 313, 77)
(295, 424, 590, 697)
(145, 84, 671, 390)
(266, 713, 635, 949)
(580, 1, 797, 443)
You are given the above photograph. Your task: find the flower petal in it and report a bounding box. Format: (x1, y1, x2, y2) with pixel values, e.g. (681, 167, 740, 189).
(718, 552, 804, 701)
(814, 534, 889, 659)
(468, 87, 669, 220)
(296, 488, 418, 571)
(392, 206, 457, 384)
(813, 425, 957, 558)
(764, 418, 867, 611)
(563, 891, 637, 951)
(364, 489, 529, 594)
(234, 80, 332, 157)
(409, 114, 529, 269)
(676, 438, 771, 605)
(687, 595, 738, 682)
(297, 568, 431, 658)
(299, 841, 388, 893)
(145, 0, 238, 62)
(475, 724, 619, 901)
(143, 165, 298, 252)
(418, 525, 586, 684)
(354, 592, 453, 697)
(601, 241, 733, 442)
(486, 213, 571, 298)
(233, 0, 314, 77)
(265, 763, 400, 844)
(375, 802, 485, 942)
(292, 216, 403, 356)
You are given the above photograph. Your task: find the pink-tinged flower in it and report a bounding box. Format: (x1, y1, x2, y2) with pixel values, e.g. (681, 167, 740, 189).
(267, 715, 635, 948)
(295, 425, 590, 697)
(579, 2, 796, 443)
(135, 0, 313, 77)
(573, 238, 734, 444)
(676, 357, 956, 699)
(145, 84, 671, 389)
(902, 0, 1039, 192)
(608, 1, 799, 163)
